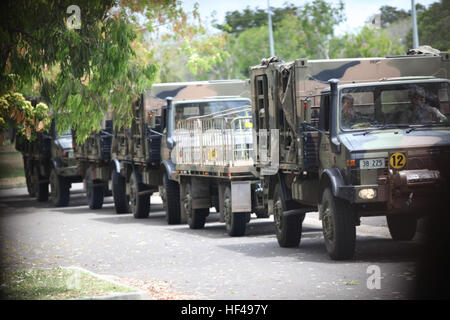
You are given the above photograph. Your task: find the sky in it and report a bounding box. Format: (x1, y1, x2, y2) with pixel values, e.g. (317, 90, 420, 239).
(180, 0, 439, 36)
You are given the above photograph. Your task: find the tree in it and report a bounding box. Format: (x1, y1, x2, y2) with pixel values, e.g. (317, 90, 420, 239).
(275, 0, 345, 61)
(0, 0, 218, 143)
(217, 0, 344, 77)
(331, 26, 405, 58)
(0, 93, 50, 145)
(216, 4, 300, 35)
(405, 0, 450, 51)
(231, 25, 271, 78)
(379, 5, 409, 27)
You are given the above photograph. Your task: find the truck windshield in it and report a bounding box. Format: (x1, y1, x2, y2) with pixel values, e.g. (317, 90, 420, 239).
(174, 100, 250, 121)
(340, 81, 450, 130)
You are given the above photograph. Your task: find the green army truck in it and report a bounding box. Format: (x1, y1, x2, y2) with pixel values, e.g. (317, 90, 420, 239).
(171, 102, 267, 236)
(73, 114, 113, 209)
(16, 97, 83, 207)
(111, 80, 252, 223)
(249, 50, 450, 260)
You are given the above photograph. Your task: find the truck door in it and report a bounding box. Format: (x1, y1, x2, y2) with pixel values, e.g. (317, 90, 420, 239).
(277, 68, 297, 165)
(254, 74, 279, 175)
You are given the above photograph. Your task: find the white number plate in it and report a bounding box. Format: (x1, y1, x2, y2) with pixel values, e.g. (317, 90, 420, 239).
(359, 158, 385, 169)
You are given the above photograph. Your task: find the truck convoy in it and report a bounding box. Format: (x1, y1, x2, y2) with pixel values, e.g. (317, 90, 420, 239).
(15, 49, 450, 261)
(111, 80, 252, 225)
(248, 51, 450, 259)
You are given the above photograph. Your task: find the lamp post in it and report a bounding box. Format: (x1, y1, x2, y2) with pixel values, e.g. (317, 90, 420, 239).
(267, 0, 275, 56)
(411, 0, 419, 48)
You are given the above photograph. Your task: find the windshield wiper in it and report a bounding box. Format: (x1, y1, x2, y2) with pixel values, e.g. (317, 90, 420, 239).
(359, 124, 409, 135)
(406, 122, 450, 133)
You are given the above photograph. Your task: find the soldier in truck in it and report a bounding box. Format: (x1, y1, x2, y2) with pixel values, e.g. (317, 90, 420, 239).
(341, 94, 356, 128)
(400, 86, 446, 124)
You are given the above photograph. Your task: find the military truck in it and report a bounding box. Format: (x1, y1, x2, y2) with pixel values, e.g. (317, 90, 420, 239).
(249, 51, 450, 260)
(73, 114, 113, 209)
(171, 102, 267, 236)
(16, 97, 83, 207)
(111, 80, 252, 223)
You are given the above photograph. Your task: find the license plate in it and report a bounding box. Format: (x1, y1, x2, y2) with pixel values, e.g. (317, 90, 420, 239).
(359, 158, 385, 169)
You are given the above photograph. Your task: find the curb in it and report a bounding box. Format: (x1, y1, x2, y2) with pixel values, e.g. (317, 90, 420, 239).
(65, 266, 149, 300)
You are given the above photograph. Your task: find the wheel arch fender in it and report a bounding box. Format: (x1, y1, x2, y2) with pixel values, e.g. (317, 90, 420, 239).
(320, 168, 345, 197)
(319, 168, 346, 219)
(161, 159, 176, 183)
(111, 158, 121, 174)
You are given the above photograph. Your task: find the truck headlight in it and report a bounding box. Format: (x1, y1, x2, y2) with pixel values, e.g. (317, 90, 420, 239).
(358, 188, 376, 200)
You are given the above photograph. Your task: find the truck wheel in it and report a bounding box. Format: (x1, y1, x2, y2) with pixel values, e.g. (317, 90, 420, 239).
(273, 183, 303, 247)
(320, 188, 355, 260)
(386, 215, 417, 241)
(182, 180, 206, 229)
(85, 168, 104, 210)
(50, 168, 69, 207)
(34, 165, 48, 202)
(111, 170, 130, 214)
(24, 158, 35, 197)
(223, 185, 246, 237)
(163, 174, 181, 224)
(130, 170, 150, 219)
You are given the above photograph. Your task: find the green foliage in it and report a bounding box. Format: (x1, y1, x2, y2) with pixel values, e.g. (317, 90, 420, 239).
(0, 93, 51, 144)
(405, 0, 450, 51)
(379, 5, 410, 27)
(214, 0, 345, 77)
(216, 4, 300, 35)
(331, 26, 405, 58)
(153, 11, 235, 82)
(274, 0, 345, 61)
(231, 26, 271, 78)
(0, 0, 198, 143)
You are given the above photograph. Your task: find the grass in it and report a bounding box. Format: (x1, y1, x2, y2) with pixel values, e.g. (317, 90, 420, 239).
(0, 267, 135, 300)
(0, 142, 26, 188)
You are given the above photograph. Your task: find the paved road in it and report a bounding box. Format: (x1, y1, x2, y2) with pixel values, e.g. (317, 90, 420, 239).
(0, 184, 422, 300)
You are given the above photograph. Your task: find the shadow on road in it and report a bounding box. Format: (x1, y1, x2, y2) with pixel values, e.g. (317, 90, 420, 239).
(216, 228, 422, 264)
(0, 189, 90, 211)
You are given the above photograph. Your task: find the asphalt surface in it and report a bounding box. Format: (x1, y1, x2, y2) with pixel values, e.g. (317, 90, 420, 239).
(0, 184, 424, 300)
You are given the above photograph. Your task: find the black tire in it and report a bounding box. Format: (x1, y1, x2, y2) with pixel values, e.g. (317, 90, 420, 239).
(130, 170, 150, 219)
(320, 188, 356, 260)
(163, 174, 181, 224)
(34, 165, 48, 202)
(182, 179, 207, 229)
(189, 208, 208, 229)
(223, 185, 247, 237)
(24, 158, 35, 197)
(50, 168, 69, 207)
(273, 183, 303, 247)
(387, 215, 417, 241)
(85, 168, 104, 210)
(111, 170, 130, 214)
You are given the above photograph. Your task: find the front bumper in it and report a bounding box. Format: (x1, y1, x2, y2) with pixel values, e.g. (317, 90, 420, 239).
(340, 169, 446, 211)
